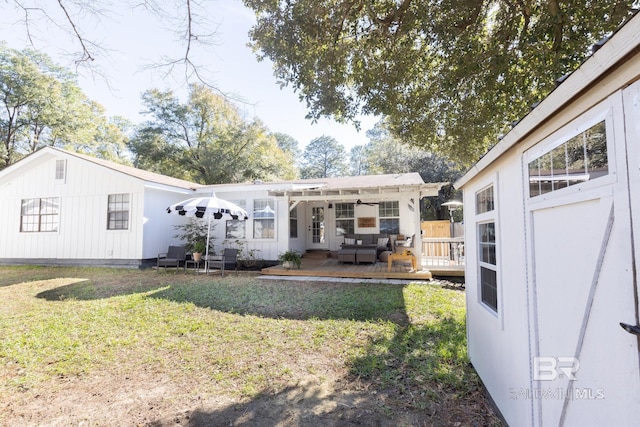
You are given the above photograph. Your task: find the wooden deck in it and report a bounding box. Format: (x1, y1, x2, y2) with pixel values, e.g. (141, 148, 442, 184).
(261, 253, 464, 281)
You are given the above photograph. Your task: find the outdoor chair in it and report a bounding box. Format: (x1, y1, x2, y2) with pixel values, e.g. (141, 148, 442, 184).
(206, 248, 239, 277)
(394, 234, 414, 252)
(157, 245, 186, 272)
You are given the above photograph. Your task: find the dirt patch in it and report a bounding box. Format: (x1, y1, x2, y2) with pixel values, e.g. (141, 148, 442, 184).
(3, 371, 497, 426)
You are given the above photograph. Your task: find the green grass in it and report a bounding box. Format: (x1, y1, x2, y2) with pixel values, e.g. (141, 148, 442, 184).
(0, 266, 487, 420)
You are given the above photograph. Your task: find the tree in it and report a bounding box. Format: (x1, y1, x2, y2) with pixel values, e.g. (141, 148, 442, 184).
(300, 135, 349, 178)
(273, 132, 301, 176)
(0, 44, 117, 169)
(349, 144, 367, 176)
(243, 0, 636, 165)
(129, 84, 298, 184)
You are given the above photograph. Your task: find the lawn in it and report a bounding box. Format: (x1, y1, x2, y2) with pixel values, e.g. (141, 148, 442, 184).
(0, 266, 499, 426)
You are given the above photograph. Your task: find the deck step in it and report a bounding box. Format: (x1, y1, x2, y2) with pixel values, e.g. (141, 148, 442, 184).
(303, 250, 332, 259)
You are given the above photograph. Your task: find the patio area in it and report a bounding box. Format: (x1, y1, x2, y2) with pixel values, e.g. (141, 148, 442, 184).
(261, 250, 464, 281)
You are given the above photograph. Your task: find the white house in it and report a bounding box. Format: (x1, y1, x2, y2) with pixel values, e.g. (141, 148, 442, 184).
(455, 12, 640, 427)
(0, 147, 203, 267)
(202, 174, 443, 262)
(0, 146, 444, 267)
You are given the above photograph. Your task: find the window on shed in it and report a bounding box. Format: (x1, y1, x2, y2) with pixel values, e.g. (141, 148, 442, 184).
(21, 198, 60, 232)
(379, 201, 400, 234)
(335, 203, 354, 235)
(107, 194, 129, 230)
(253, 199, 275, 239)
(226, 200, 246, 239)
(528, 120, 608, 197)
(475, 185, 498, 313)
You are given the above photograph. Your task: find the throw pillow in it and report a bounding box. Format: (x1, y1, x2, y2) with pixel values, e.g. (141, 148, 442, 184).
(377, 237, 389, 248)
(344, 238, 356, 245)
(356, 239, 363, 245)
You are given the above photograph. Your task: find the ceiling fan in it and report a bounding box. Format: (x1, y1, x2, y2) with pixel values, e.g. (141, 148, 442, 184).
(356, 199, 379, 206)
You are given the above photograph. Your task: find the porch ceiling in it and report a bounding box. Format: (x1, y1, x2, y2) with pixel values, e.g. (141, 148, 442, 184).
(268, 182, 445, 201)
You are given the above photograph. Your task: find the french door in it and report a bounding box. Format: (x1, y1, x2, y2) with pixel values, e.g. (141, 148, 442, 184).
(307, 203, 328, 250)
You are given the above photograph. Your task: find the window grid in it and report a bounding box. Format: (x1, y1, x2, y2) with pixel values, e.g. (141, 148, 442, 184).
(476, 184, 498, 313)
(335, 203, 354, 235)
(21, 198, 60, 232)
(253, 199, 275, 239)
(528, 120, 608, 197)
(476, 187, 494, 214)
(55, 160, 66, 180)
(107, 194, 129, 230)
(226, 200, 247, 239)
(379, 201, 400, 234)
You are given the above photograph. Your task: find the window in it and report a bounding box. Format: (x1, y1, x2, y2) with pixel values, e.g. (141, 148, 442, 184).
(335, 203, 354, 235)
(226, 200, 246, 239)
(289, 205, 298, 238)
(476, 186, 498, 312)
(55, 160, 66, 180)
(379, 201, 400, 234)
(528, 120, 608, 197)
(476, 187, 494, 214)
(253, 199, 275, 239)
(21, 198, 60, 232)
(107, 194, 129, 230)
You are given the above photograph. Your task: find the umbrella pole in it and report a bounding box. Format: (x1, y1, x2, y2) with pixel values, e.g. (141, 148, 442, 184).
(205, 212, 212, 274)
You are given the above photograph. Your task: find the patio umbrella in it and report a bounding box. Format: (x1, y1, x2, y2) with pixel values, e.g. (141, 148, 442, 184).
(166, 194, 248, 261)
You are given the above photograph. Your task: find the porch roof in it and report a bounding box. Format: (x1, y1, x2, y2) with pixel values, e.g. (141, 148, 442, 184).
(202, 173, 446, 201)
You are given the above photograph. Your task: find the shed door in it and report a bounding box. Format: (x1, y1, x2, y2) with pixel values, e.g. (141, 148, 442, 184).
(526, 88, 640, 426)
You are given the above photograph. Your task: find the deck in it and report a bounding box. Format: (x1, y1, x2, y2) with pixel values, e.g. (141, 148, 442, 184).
(261, 252, 464, 281)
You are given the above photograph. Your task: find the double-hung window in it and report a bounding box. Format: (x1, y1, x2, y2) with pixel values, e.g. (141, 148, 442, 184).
(335, 203, 354, 235)
(107, 194, 130, 230)
(226, 200, 247, 239)
(476, 186, 498, 312)
(379, 201, 400, 234)
(253, 199, 275, 239)
(289, 205, 298, 238)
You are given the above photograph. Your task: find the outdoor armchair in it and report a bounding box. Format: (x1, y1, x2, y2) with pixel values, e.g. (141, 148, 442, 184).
(206, 248, 239, 277)
(157, 245, 186, 272)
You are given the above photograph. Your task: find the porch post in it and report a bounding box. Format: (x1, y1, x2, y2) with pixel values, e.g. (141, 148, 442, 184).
(413, 192, 423, 268)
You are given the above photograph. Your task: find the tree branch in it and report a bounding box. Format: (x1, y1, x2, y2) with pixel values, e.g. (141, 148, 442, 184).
(56, 0, 95, 63)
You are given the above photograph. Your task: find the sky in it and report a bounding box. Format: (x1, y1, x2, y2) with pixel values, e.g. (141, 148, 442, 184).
(0, 1, 378, 151)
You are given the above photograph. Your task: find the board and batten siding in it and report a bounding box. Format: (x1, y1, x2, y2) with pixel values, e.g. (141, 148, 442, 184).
(0, 152, 145, 261)
(210, 189, 290, 261)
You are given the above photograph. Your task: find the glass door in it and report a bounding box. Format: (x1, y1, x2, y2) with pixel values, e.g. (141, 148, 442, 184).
(307, 203, 328, 250)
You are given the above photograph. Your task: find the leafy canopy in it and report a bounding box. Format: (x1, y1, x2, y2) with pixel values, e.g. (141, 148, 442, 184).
(243, 0, 636, 166)
(300, 135, 349, 178)
(0, 43, 128, 169)
(129, 84, 298, 184)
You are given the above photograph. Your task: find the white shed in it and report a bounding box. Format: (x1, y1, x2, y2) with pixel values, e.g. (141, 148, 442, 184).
(0, 147, 201, 267)
(456, 13, 640, 426)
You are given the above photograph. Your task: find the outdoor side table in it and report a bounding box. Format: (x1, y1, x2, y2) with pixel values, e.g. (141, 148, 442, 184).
(185, 258, 203, 273)
(387, 253, 417, 272)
